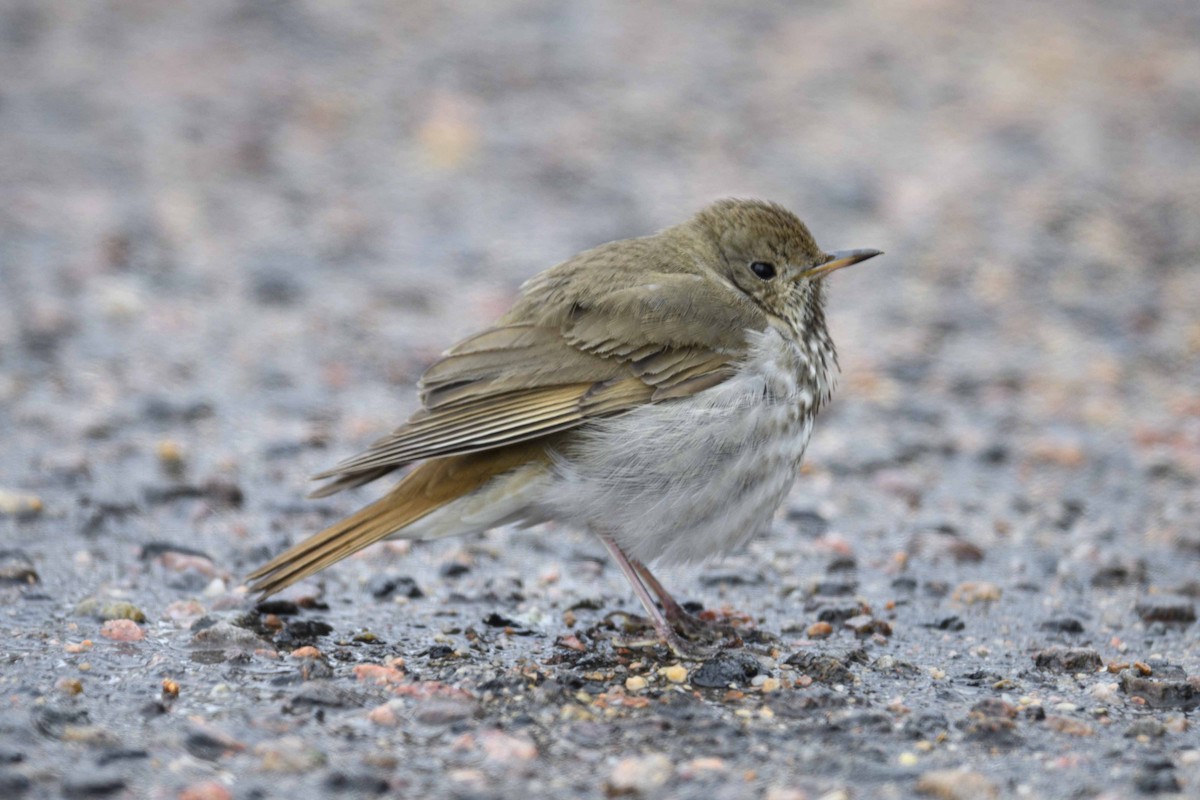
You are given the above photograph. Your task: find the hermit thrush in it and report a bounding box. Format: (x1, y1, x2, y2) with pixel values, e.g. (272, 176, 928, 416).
(248, 198, 880, 657)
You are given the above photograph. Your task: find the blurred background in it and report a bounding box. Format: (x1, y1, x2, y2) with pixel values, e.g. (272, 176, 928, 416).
(2, 1, 1199, 797)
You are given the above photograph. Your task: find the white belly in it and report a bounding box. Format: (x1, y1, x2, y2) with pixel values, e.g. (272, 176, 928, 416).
(544, 328, 819, 564)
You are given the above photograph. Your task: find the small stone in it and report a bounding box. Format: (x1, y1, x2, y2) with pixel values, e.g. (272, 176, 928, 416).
(0, 490, 43, 520)
(951, 582, 1001, 604)
(915, 768, 999, 799)
(806, 621, 833, 638)
(1118, 670, 1199, 710)
(368, 701, 400, 726)
(660, 665, 688, 684)
(178, 781, 233, 800)
(1032, 646, 1103, 673)
(608, 753, 673, 794)
(56, 678, 84, 695)
(75, 599, 146, 623)
(690, 652, 761, 688)
(760, 677, 781, 693)
(625, 676, 648, 692)
(1135, 595, 1196, 624)
(1044, 715, 1094, 736)
(1125, 718, 1166, 738)
(1038, 617, 1085, 634)
(480, 730, 537, 762)
(0, 549, 39, 585)
(60, 773, 127, 798)
(99, 619, 145, 642)
(784, 651, 857, 685)
(163, 600, 206, 626)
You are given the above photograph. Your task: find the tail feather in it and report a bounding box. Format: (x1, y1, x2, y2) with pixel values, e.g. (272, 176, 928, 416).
(247, 443, 548, 597)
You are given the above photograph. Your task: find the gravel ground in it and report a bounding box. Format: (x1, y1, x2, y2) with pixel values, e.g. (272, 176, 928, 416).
(3, 1, 1200, 798)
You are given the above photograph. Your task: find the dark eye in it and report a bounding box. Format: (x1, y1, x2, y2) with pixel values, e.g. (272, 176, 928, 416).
(749, 261, 777, 280)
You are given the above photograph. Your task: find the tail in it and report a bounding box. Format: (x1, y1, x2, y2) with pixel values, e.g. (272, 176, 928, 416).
(247, 443, 548, 597)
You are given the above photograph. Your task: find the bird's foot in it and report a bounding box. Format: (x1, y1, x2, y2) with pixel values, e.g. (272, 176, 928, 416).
(605, 610, 738, 661)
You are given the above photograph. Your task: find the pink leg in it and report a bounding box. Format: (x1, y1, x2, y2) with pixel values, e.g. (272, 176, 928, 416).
(597, 535, 711, 658)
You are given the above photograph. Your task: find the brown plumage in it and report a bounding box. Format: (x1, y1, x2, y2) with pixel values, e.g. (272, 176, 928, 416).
(247, 198, 881, 657)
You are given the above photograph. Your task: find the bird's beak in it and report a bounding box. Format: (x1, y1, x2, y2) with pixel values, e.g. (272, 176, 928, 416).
(807, 248, 883, 278)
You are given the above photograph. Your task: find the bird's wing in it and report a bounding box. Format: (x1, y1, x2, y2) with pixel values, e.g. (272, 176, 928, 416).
(310, 256, 767, 496)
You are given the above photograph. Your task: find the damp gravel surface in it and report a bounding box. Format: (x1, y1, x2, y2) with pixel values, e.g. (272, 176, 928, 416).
(2, 2, 1200, 798)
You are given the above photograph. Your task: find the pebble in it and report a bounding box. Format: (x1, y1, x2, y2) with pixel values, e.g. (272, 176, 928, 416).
(1125, 718, 1166, 738)
(178, 781, 233, 800)
(1032, 646, 1103, 673)
(625, 676, 648, 692)
(1135, 595, 1196, 624)
(608, 753, 673, 794)
(660, 665, 688, 684)
(915, 768, 999, 799)
(74, 599, 146, 623)
(806, 621, 834, 638)
(480, 730, 537, 762)
(1118, 669, 1199, 710)
(99, 619, 145, 642)
(951, 582, 1002, 604)
(0, 549, 39, 585)
(784, 652, 857, 684)
(690, 652, 761, 688)
(0, 490, 43, 519)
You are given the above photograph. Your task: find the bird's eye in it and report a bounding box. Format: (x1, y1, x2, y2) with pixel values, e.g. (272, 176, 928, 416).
(749, 261, 777, 280)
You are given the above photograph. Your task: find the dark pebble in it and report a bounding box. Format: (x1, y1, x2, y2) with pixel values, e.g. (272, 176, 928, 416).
(690, 652, 762, 688)
(412, 698, 477, 725)
(185, 730, 238, 761)
(810, 580, 857, 596)
(283, 619, 334, 642)
(255, 599, 300, 616)
(924, 615, 965, 631)
(812, 599, 869, 624)
(1091, 558, 1147, 587)
(61, 774, 127, 798)
(0, 550, 39, 585)
(784, 509, 829, 537)
(698, 571, 764, 587)
(367, 574, 424, 600)
(1124, 719, 1166, 738)
(903, 712, 950, 740)
(482, 612, 520, 628)
(1134, 758, 1180, 794)
(1135, 595, 1196, 624)
(1038, 617, 1085, 634)
(32, 706, 89, 739)
(785, 651, 858, 684)
(960, 699, 1020, 744)
(1118, 670, 1199, 710)
(288, 682, 360, 710)
(142, 397, 214, 424)
(1032, 646, 1103, 673)
(94, 748, 148, 766)
(138, 542, 213, 561)
(324, 772, 390, 794)
(250, 266, 307, 306)
(440, 562, 470, 578)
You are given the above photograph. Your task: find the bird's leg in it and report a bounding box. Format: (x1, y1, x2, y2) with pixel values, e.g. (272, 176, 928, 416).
(633, 561, 700, 628)
(632, 558, 746, 644)
(597, 534, 713, 660)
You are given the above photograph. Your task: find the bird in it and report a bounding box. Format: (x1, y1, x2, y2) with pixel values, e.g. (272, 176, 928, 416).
(247, 198, 881, 657)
